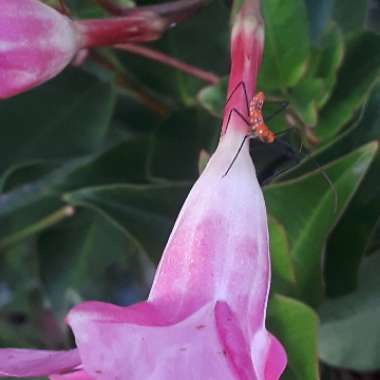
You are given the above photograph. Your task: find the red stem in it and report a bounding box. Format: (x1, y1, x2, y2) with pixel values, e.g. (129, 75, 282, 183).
(116, 43, 220, 85)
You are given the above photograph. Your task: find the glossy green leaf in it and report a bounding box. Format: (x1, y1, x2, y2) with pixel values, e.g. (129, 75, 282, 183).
(316, 32, 380, 142)
(289, 24, 344, 126)
(264, 142, 378, 306)
(268, 217, 297, 295)
(320, 253, 380, 371)
(289, 79, 323, 126)
(259, 0, 310, 90)
(268, 294, 319, 380)
(313, 23, 344, 107)
(63, 183, 191, 262)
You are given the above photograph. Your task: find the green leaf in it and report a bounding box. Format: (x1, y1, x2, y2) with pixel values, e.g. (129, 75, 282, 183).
(0, 69, 116, 174)
(61, 137, 151, 189)
(333, 0, 368, 34)
(313, 23, 344, 107)
(0, 160, 86, 219)
(316, 32, 380, 142)
(197, 78, 227, 117)
(264, 142, 378, 306)
(38, 210, 150, 320)
(289, 24, 344, 126)
(304, 0, 334, 43)
(325, 84, 380, 296)
(148, 108, 219, 181)
(289, 79, 323, 126)
(268, 294, 319, 380)
(0, 136, 149, 221)
(320, 252, 380, 371)
(63, 183, 191, 262)
(268, 217, 297, 295)
(259, 0, 310, 90)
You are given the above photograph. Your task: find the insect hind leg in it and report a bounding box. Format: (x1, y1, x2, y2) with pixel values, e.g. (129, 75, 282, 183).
(225, 81, 250, 115)
(224, 106, 251, 134)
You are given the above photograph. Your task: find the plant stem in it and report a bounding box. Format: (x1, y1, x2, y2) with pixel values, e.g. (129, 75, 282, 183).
(116, 43, 220, 85)
(0, 206, 75, 249)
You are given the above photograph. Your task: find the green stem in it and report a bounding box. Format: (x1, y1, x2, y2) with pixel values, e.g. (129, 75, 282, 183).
(0, 206, 75, 250)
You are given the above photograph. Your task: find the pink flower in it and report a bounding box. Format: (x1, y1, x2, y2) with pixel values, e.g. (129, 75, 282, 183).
(0, 1, 287, 378)
(0, 0, 79, 99)
(0, 0, 201, 99)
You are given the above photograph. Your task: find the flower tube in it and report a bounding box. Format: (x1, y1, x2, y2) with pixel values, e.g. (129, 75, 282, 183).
(0, 0, 206, 99)
(0, 0, 286, 378)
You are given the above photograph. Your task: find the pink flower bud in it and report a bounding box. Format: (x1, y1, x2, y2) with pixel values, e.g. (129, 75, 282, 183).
(0, 0, 79, 99)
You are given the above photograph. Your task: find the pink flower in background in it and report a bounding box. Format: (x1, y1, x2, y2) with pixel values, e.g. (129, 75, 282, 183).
(0, 0, 287, 378)
(0, 0, 78, 99)
(0, 0, 204, 99)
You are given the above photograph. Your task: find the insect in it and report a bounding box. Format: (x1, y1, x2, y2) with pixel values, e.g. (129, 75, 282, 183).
(222, 81, 338, 212)
(222, 83, 285, 177)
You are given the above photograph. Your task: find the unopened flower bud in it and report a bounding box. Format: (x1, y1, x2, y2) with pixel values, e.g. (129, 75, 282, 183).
(0, 0, 79, 99)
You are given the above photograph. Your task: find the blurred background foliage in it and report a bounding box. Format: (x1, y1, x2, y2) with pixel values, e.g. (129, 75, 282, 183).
(0, 0, 380, 379)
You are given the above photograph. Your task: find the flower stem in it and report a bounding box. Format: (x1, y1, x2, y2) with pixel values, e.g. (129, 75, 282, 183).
(116, 43, 220, 85)
(0, 206, 75, 250)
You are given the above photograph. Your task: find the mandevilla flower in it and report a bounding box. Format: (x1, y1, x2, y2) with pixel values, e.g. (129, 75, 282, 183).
(0, 0, 205, 99)
(0, 0, 287, 378)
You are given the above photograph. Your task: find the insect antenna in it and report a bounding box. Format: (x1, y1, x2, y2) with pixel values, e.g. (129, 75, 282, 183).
(265, 101, 289, 122)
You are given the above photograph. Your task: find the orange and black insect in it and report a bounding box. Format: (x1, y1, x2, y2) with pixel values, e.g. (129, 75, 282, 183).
(222, 82, 286, 177)
(222, 81, 337, 211)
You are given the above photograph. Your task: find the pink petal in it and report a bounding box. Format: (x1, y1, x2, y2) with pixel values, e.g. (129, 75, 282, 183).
(68, 301, 258, 379)
(264, 334, 287, 380)
(149, 127, 271, 335)
(0, 0, 78, 98)
(250, 330, 287, 380)
(50, 369, 94, 380)
(0, 349, 81, 377)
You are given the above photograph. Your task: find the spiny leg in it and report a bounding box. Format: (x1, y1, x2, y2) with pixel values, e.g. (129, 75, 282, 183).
(224, 106, 251, 134)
